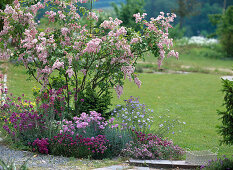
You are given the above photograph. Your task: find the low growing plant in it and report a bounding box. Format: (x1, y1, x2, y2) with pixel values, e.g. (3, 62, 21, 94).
(112, 96, 154, 134)
(112, 96, 185, 137)
(200, 155, 233, 170)
(0, 156, 32, 170)
(48, 111, 131, 159)
(121, 130, 184, 160)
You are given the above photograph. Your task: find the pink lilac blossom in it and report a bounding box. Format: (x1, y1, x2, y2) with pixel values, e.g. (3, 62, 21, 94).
(45, 11, 56, 22)
(61, 27, 69, 36)
(58, 11, 66, 20)
(100, 17, 123, 29)
(115, 85, 123, 98)
(66, 67, 74, 78)
(83, 38, 102, 53)
(52, 59, 64, 70)
(88, 12, 98, 21)
(130, 37, 141, 44)
(30, 2, 45, 15)
(80, 69, 86, 76)
(133, 13, 147, 23)
(134, 76, 141, 88)
(78, 0, 88, 3)
(121, 66, 135, 81)
(167, 50, 179, 59)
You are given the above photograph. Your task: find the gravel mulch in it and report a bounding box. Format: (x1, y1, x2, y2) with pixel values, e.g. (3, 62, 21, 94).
(0, 144, 79, 170)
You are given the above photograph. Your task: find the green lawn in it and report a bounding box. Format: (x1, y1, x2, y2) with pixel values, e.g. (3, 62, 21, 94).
(111, 73, 233, 158)
(6, 63, 39, 100)
(138, 45, 233, 74)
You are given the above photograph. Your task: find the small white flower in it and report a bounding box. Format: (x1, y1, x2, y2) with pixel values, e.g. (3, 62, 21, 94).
(183, 122, 186, 124)
(159, 124, 163, 127)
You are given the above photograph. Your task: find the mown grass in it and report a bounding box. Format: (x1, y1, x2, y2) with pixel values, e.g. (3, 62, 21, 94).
(138, 44, 233, 74)
(6, 63, 40, 100)
(111, 73, 233, 158)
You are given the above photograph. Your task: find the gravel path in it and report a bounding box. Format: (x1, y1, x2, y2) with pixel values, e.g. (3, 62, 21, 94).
(0, 144, 76, 169)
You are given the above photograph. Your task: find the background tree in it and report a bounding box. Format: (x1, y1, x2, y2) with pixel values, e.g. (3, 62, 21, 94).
(172, 0, 200, 29)
(145, 0, 176, 21)
(210, 6, 233, 58)
(112, 0, 144, 31)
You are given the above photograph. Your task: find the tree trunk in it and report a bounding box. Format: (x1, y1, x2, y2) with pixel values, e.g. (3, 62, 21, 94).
(223, 0, 227, 13)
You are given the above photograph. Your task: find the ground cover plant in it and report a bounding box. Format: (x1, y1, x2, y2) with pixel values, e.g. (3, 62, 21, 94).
(0, 0, 187, 162)
(200, 155, 233, 170)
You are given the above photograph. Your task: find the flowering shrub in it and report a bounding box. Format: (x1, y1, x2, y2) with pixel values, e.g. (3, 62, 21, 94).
(0, 0, 178, 117)
(112, 96, 154, 134)
(200, 155, 233, 170)
(121, 130, 184, 160)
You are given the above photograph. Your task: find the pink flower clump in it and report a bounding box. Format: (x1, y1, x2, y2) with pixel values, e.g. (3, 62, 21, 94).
(32, 138, 49, 154)
(122, 130, 185, 160)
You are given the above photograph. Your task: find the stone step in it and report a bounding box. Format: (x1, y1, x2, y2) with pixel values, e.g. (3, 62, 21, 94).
(128, 160, 200, 169)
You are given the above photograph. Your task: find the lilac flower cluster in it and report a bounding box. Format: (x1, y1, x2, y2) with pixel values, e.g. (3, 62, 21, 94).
(122, 130, 184, 160)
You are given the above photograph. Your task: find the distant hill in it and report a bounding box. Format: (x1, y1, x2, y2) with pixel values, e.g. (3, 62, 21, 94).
(93, 0, 125, 9)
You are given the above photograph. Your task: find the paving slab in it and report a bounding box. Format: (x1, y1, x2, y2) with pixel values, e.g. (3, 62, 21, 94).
(94, 165, 152, 170)
(221, 76, 233, 81)
(128, 160, 199, 169)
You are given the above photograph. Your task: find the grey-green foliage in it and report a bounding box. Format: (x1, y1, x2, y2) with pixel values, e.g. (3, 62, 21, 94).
(103, 127, 132, 158)
(0, 157, 29, 170)
(112, 0, 145, 31)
